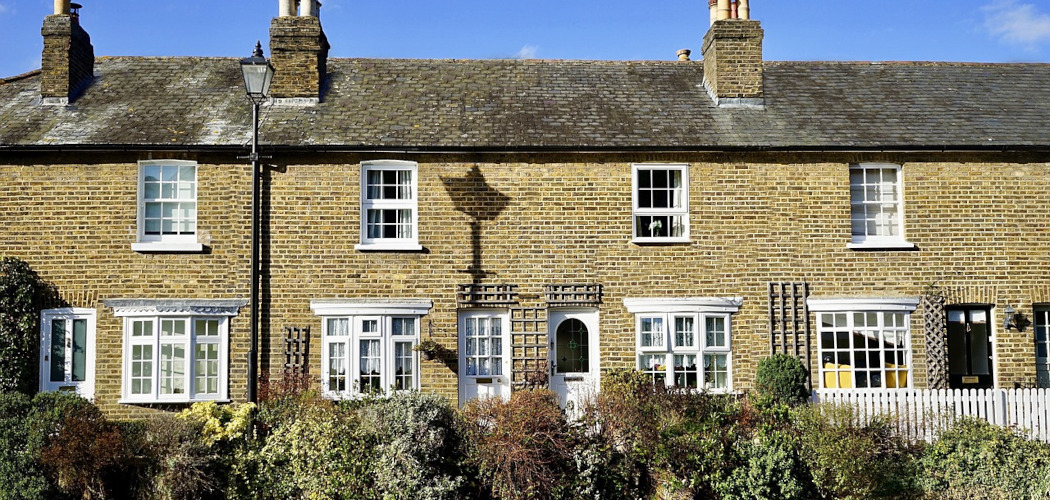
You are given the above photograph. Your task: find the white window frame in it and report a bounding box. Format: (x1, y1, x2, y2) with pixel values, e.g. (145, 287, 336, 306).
(809, 297, 918, 390)
(847, 163, 915, 250)
(632, 163, 690, 244)
(356, 160, 421, 251)
(39, 308, 97, 400)
(624, 297, 741, 392)
(461, 310, 510, 379)
(132, 160, 204, 253)
(311, 299, 432, 398)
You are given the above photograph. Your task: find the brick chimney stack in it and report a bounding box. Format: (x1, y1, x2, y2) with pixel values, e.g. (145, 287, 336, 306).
(41, 1, 94, 105)
(269, 0, 330, 102)
(701, 0, 763, 107)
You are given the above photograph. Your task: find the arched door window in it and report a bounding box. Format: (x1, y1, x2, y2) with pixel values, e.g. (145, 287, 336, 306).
(555, 319, 589, 374)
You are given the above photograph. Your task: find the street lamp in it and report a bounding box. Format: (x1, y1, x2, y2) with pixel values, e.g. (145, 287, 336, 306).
(240, 41, 274, 404)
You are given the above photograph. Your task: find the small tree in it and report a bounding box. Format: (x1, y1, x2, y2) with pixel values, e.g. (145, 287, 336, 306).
(0, 257, 58, 394)
(753, 353, 810, 407)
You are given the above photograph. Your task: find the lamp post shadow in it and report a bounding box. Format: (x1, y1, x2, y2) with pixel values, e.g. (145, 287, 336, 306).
(441, 165, 510, 286)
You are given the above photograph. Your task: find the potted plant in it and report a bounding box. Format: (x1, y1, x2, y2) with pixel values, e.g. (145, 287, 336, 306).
(414, 338, 443, 361)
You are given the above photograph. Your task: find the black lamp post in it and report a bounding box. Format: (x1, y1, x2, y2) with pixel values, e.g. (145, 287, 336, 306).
(240, 41, 274, 404)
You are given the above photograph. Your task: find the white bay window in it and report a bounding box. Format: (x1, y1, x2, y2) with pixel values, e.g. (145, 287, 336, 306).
(108, 299, 244, 403)
(625, 297, 741, 392)
(312, 299, 432, 397)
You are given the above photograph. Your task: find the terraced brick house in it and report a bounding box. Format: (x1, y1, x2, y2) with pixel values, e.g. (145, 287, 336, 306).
(3, 0, 1050, 418)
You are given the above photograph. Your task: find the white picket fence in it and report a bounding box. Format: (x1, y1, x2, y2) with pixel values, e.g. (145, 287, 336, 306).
(811, 388, 1050, 443)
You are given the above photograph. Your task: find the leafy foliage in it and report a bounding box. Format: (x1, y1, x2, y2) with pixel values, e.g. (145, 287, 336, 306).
(462, 389, 575, 500)
(0, 392, 53, 500)
(0, 257, 60, 394)
(918, 417, 1050, 499)
(754, 353, 810, 407)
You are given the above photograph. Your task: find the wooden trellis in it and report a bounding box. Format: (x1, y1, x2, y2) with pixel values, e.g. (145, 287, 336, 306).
(922, 291, 949, 389)
(768, 282, 811, 387)
(283, 326, 309, 377)
(511, 307, 549, 389)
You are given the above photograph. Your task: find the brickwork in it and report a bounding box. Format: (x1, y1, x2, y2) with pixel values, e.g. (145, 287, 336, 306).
(2, 152, 1049, 416)
(40, 14, 93, 100)
(268, 16, 329, 99)
(701, 19, 763, 100)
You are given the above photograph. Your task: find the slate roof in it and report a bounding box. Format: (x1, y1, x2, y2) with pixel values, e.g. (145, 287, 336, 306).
(2, 56, 1049, 151)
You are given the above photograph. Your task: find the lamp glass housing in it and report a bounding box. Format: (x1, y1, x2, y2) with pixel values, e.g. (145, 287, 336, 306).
(240, 53, 274, 103)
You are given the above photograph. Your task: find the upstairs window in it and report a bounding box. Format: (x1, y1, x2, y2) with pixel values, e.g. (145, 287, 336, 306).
(632, 164, 689, 243)
(133, 160, 202, 252)
(357, 160, 420, 251)
(848, 163, 913, 249)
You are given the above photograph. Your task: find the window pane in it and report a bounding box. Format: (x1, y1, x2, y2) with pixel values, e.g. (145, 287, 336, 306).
(50, 320, 66, 383)
(639, 354, 666, 385)
(328, 318, 349, 337)
(72, 319, 87, 382)
(160, 343, 185, 395)
(195, 343, 219, 395)
(394, 342, 414, 390)
(673, 354, 698, 388)
(706, 316, 726, 347)
(328, 342, 347, 392)
(359, 339, 381, 394)
(675, 316, 695, 347)
(132, 345, 153, 395)
(704, 354, 728, 389)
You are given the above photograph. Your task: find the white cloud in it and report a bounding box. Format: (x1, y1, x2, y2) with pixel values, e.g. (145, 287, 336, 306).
(982, 0, 1050, 46)
(514, 44, 538, 59)
(0, 3, 13, 16)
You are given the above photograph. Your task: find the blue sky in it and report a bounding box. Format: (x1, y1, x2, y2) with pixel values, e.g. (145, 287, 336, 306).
(2, 0, 1049, 78)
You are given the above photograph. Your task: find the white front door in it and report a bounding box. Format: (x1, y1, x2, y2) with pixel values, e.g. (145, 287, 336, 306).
(40, 308, 96, 400)
(549, 309, 599, 412)
(459, 310, 512, 405)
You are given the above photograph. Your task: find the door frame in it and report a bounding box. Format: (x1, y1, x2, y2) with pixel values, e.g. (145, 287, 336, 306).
(39, 308, 97, 400)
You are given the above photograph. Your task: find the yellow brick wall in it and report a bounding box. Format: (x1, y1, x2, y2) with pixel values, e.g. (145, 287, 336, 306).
(2, 152, 1048, 416)
(0, 155, 252, 419)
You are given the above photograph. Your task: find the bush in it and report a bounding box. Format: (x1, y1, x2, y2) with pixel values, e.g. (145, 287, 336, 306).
(0, 392, 53, 500)
(37, 396, 132, 499)
(918, 418, 1050, 499)
(462, 389, 575, 500)
(793, 403, 919, 500)
(0, 258, 59, 394)
(714, 427, 814, 500)
(361, 392, 468, 499)
(253, 396, 378, 499)
(753, 354, 810, 407)
(138, 415, 225, 500)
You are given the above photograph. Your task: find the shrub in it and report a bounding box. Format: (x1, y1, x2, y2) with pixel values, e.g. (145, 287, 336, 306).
(918, 418, 1050, 499)
(177, 401, 255, 447)
(462, 389, 575, 500)
(139, 415, 225, 500)
(255, 396, 378, 499)
(753, 353, 810, 407)
(0, 392, 53, 500)
(0, 257, 59, 394)
(37, 398, 131, 499)
(361, 392, 468, 499)
(713, 426, 814, 500)
(793, 403, 919, 500)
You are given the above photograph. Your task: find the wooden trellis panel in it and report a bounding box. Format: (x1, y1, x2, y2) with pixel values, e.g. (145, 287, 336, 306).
(922, 292, 949, 389)
(457, 284, 519, 307)
(769, 282, 812, 387)
(511, 307, 548, 389)
(283, 326, 310, 377)
(544, 284, 602, 307)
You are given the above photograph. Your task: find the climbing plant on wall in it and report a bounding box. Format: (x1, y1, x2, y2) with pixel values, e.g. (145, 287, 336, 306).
(0, 258, 58, 394)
